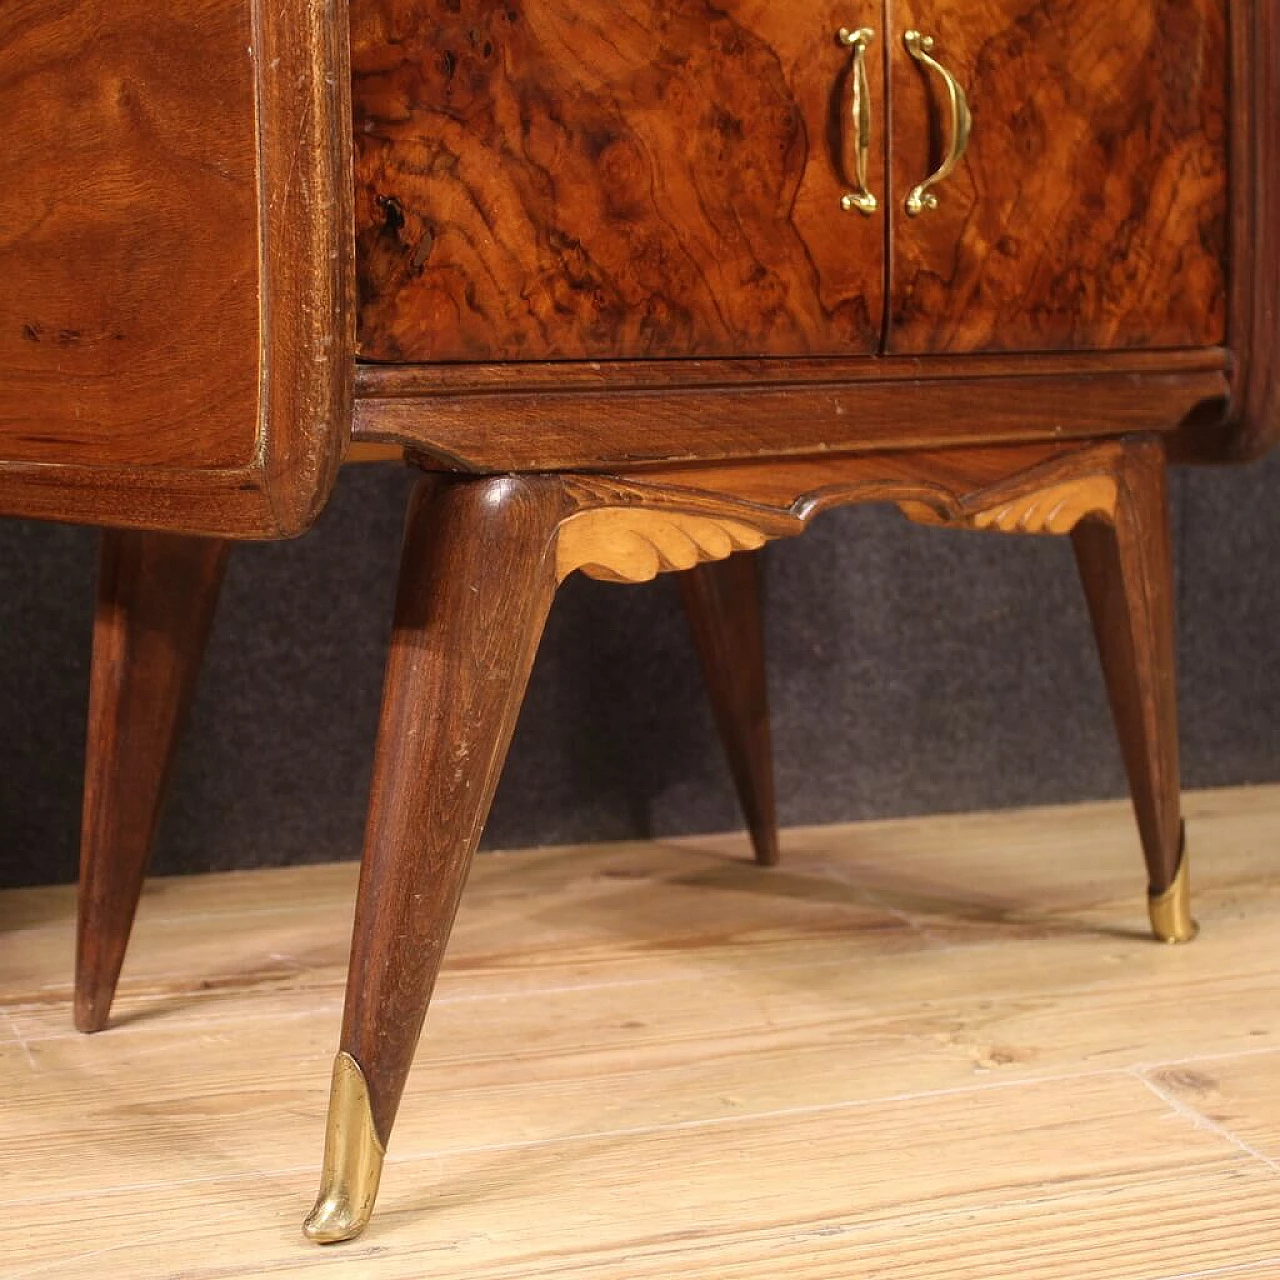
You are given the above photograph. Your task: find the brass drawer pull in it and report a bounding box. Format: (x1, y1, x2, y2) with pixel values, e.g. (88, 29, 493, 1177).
(838, 26, 878, 215)
(903, 29, 971, 216)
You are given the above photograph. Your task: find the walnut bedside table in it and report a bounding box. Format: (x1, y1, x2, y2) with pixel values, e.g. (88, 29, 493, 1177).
(1, 0, 1275, 1244)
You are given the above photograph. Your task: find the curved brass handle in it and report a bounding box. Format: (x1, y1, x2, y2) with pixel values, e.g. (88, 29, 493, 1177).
(838, 26, 877, 216)
(903, 29, 971, 216)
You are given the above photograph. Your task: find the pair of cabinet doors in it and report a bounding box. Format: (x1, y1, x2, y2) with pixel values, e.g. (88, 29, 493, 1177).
(353, 0, 1229, 363)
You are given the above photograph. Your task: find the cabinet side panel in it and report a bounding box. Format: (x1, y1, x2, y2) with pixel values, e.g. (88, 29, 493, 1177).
(0, 0, 354, 538)
(0, 0, 262, 470)
(1223, 0, 1279, 459)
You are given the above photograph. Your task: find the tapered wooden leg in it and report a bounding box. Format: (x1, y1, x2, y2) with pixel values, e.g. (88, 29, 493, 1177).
(75, 530, 230, 1033)
(677, 553, 779, 866)
(310, 441, 1200, 1242)
(1070, 440, 1193, 943)
(306, 473, 572, 1244)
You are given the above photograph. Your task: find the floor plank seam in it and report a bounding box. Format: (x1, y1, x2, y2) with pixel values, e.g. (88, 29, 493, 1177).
(3, 1010, 38, 1071)
(1131, 1067, 1280, 1176)
(367, 1066, 1139, 1168)
(0, 1065, 1154, 1214)
(1136, 1044, 1280, 1074)
(6, 789, 1280, 1276)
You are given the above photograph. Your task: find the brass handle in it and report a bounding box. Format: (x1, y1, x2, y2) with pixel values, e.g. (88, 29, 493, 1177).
(903, 29, 971, 216)
(838, 26, 877, 216)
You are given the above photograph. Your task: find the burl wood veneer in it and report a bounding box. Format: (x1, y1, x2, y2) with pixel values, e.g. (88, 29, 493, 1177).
(886, 0, 1229, 354)
(2, 0, 1277, 1250)
(351, 0, 887, 361)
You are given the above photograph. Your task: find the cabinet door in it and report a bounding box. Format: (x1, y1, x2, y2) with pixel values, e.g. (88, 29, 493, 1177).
(353, 1, 886, 362)
(886, 0, 1228, 355)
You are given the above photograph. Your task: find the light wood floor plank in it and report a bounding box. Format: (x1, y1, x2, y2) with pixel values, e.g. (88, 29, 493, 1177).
(1146, 1051, 1280, 1169)
(2, 785, 1278, 1276)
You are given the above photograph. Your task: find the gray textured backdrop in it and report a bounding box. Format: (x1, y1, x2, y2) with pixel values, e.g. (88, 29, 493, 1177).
(2, 452, 1277, 890)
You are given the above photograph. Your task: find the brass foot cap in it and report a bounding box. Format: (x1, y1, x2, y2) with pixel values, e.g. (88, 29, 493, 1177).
(1148, 842, 1198, 945)
(303, 1052, 386, 1244)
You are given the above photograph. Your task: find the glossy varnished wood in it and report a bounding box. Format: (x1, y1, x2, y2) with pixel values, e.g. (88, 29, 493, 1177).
(1071, 441, 1182, 895)
(0, 1, 258, 468)
(353, 351, 1232, 471)
(0, 0, 354, 537)
(678, 555, 779, 866)
(342, 474, 572, 1145)
(75, 530, 230, 1034)
(571, 438, 1157, 526)
(4, 0, 1268, 1248)
(1221, 0, 1280, 458)
(887, 0, 1228, 355)
(317, 434, 1184, 1238)
(351, 0, 885, 362)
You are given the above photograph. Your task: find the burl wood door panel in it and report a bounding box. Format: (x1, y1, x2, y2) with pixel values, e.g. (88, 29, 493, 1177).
(886, 0, 1229, 355)
(0, 0, 353, 538)
(352, 1, 886, 362)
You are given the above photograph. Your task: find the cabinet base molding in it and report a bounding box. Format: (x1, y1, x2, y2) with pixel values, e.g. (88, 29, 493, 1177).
(352, 355, 1230, 475)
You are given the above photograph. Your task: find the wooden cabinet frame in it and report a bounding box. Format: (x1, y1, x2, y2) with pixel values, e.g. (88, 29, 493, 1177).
(347, 0, 1280, 472)
(6, 0, 1277, 1250)
(1219, 0, 1280, 459)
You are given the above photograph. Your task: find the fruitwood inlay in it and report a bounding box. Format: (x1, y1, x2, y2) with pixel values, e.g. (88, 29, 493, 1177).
(900, 475, 1119, 534)
(969, 477, 1119, 533)
(549, 441, 1141, 592)
(350, 0, 885, 362)
(555, 508, 768, 583)
(888, 0, 1229, 355)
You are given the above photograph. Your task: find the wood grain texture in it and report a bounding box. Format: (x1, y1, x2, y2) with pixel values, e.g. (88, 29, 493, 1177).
(76, 530, 230, 1034)
(555, 507, 769, 582)
(0, 0, 354, 537)
(352, 353, 1232, 472)
(598, 436, 1139, 529)
(1220, 0, 1280, 459)
(350, 0, 886, 361)
(592, 439, 1182, 898)
(967, 475, 1117, 533)
(341, 473, 572, 1146)
(0, 0, 258, 468)
(5, 786, 1280, 1274)
(678, 555, 779, 866)
(887, 0, 1229, 354)
(892, 436, 1183, 897)
(1072, 440, 1182, 894)
(330, 442, 1159, 1229)
(900, 473, 1119, 533)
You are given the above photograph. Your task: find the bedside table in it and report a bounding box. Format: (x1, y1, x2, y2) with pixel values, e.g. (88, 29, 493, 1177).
(2, 0, 1275, 1243)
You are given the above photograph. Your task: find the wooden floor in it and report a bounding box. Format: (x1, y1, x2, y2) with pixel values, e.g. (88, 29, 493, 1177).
(3, 787, 1280, 1278)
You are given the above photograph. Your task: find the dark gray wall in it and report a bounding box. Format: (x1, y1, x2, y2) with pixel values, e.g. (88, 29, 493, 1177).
(2, 453, 1277, 890)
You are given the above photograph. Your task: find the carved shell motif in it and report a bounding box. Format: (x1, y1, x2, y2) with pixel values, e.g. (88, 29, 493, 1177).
(556, 508, 769, 583)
